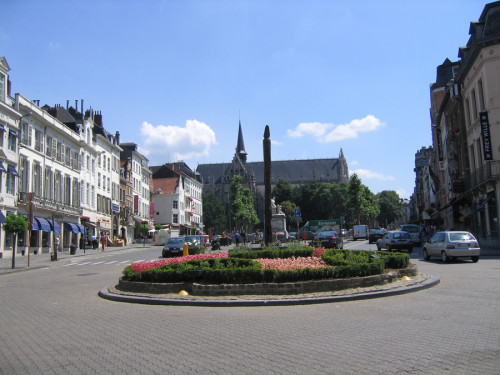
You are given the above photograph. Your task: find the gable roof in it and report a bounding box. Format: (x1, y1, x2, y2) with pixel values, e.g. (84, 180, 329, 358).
(152, 177, 179, 194)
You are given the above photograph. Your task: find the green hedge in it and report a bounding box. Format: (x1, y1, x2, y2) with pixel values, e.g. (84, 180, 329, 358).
(122, 248, 410, 284)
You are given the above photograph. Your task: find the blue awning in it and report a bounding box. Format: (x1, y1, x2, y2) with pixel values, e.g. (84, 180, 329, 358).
(9, 130, 18, 137)
(65, 222, 79, 233)
(8, 165, 19, 177)
(35, 217, 51, 232)
(0, 211, 5, 224)
(76, 224, 86, 234)
(0, 123, 5, 131)
(0, 162, 6, 173)
(29, 217, 39, 231)
(48, 220, 61, 234)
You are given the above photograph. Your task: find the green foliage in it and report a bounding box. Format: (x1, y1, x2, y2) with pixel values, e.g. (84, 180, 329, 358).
(202, 193, 227, 232)
(377, 190, 403, 226)
(4, 214, 28, 235)
(272, 178, 293, 204)
(229, 175, 259, 230)
(347, 174, 379, 226)
(138, 224, 149, 237)
(123, 265, 140, 281)
(154, 224, 163, 231)
(280, 200, 298, 228)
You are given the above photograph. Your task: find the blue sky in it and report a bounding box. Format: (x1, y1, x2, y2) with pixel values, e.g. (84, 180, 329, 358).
(1, 0, 487, 198)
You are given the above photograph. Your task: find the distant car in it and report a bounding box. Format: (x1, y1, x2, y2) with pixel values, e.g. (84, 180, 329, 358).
(376, 231, 413, 253)
(315, 230, 344, 249)
(341, 229, 349, 238)
(422, 231, 480, 263)
(368, 228, 385, 244)
(162, 237, 186, 257)
(353, 225, 369, 241)
(288, 232, 298, 241)
(401, 224, 422, 245)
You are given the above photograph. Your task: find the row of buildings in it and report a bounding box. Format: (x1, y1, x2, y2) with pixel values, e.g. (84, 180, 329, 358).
(0, 57, 205, 259)
(412, 1, 500, 249)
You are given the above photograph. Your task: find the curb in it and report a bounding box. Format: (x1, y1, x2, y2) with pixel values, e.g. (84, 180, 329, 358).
(98, 274, 440, 307)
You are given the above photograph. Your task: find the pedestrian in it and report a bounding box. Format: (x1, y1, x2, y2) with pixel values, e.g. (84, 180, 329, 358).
(90, 234, 97, 249)
(241, 231, 246, 245)
(234, 231, 240, 247)
(54, 235, 60, 252)
(100, 233, 106, 252)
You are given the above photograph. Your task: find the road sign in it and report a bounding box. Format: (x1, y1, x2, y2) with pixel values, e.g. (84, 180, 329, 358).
(294, 208, 301, 218)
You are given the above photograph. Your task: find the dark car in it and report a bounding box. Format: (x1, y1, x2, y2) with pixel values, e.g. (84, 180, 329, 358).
(315, 230, 344, 249)
(162, 237, 186, 257)
(376, 231, 413, 253)
(368, 228, 385, 244)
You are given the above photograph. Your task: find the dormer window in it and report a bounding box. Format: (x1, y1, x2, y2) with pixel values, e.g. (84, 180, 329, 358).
(0, 74, 4, 102)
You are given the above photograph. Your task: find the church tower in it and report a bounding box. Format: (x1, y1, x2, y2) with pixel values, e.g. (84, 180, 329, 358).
(338, 148, 349, 182)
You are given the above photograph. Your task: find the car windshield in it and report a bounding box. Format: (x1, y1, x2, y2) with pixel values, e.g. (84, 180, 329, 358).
(319, 231, 337, 237)
(402, 226, 419, 233)
(370, 229, 383, 233)
(449, 232, 475, 241)
(167, 238, 184, 244)
(393, 232, 410, 239)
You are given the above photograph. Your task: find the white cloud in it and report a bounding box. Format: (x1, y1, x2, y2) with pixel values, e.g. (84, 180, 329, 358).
(350, 160, 360, 167)
(351, 168, 395, 181)
(140, 120, 217, 162)
(287, 115, 384, 142)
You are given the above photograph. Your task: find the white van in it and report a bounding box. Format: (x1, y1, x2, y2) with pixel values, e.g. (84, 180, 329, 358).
(353, 225, 369, 241)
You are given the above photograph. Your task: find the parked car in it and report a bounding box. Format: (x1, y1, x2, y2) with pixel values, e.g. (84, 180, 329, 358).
(341, 229, 349, 238)
(162, 237, 186, 257)
(401, 224, 422, 245)
(376, 231, 413, 253)
(315, 230, 344, 249)
(184, 235, 202, 253)
(422, 231, 480, 262)
(353, 225, 369, 241)
(368, 228, 385, 244)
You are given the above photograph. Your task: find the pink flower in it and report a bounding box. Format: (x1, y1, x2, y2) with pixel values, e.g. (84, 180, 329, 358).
(255, 256, 331, 271)
(313, 247, 327, 258)
(131, 253, 229, 274)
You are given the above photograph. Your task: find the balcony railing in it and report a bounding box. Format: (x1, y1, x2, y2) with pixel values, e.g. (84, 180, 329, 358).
(17, 192, 81, 215)
(465, 160, 500, 191)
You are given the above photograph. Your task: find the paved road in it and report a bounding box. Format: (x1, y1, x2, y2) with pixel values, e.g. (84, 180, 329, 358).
(0, 242, 499, 374)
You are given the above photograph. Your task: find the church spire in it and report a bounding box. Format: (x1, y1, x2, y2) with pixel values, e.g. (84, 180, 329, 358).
(236, 119, 247, 163)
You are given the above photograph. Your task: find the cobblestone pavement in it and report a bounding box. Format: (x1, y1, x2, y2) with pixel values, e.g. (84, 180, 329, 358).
(0, 244, 499, 374)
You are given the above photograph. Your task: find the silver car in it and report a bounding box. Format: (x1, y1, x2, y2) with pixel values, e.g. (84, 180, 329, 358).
(423, 231, 480, 262)
(376, 231, 413, 253)
(401, 224, 421, 245)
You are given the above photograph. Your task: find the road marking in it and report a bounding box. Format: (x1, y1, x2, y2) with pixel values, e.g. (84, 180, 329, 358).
(104, 261, 118, 264)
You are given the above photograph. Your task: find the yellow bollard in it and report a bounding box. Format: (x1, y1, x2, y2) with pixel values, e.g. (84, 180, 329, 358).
(178, 290, 189, 296)
(183, 242, 189, 257)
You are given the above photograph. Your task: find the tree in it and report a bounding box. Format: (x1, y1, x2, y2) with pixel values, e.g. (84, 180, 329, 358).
(272, 178, 293, 204)
(377, 190, 403, 227)
(347, 174, 364, 225)
(360, 186, 380, 227)
(202, 193, 227, 233)
(280, 200, 298, 230)
(4, 214, 28, 269)
(229, 175, 259, 231)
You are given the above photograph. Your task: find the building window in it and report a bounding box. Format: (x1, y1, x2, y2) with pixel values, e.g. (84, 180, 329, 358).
(478, 79, 485, 111)
(34, 129, 43, 152)
(32, 163, 42, 196)
(173, 214, 178, 224)
(6, 168, 16, 195)
(0, 122, 4, 148)
(8, 130, 17, 151)
(44, 168, 53, 200)
(465, 98, 471, 129)
(471, 89, 478, 121)
(173, 200, 178, 209)
(0, 74, 4, 102)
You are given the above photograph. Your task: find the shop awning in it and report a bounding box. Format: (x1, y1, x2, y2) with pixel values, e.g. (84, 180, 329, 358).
(0, 211, 5, 224)
(48, 219, 61, 234)
(34, 217, 51, 232)
(76, 224, 86, 234)
(0, 162, 6, 173)
(8, 165, 19, 177)
(65, 223, 79, 233)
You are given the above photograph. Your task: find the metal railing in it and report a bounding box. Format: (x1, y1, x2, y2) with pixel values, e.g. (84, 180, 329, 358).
(465, 160, 500, 191)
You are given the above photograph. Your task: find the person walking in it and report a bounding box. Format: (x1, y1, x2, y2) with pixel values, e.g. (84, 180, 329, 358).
(100, 233, 106, 252)
(234, 232, 240, 247)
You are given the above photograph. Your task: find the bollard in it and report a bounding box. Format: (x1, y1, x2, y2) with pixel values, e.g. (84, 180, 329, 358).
(183, 242, 189, 257)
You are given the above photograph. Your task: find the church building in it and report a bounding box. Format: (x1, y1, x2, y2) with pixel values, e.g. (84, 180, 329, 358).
(196, 122, 349, 229)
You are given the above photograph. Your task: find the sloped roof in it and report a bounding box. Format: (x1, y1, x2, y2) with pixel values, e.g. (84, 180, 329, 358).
(197, 158, 342, 185)
(152, 177, 179, 194)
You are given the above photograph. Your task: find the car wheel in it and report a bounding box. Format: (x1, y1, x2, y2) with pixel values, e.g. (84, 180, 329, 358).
(386, 245, 391, 252)
(441, 251, 449, 263)
(471, 256, 479, 263)
(376, 244, 381, 251)
(423, 248, 430, 261)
